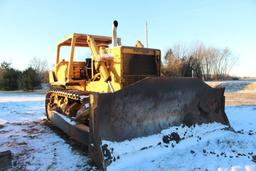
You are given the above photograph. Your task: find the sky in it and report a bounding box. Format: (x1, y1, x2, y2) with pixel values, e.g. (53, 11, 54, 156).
(0, 0, 255, 77)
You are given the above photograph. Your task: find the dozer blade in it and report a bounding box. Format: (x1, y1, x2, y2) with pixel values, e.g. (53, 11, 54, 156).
(90, 77, 230, 143)
(90, 77, 230, 167)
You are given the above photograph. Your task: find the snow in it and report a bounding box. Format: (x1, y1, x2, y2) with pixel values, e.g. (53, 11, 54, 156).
(226, 106, 256, 131)
(105, 106, 256, 171)
(0, 118, 7, 125)
(55, 111, 77, 125)
(0, 88, 255, 170)
(0, 91, 93, 171)
(0, 91, 45, 103)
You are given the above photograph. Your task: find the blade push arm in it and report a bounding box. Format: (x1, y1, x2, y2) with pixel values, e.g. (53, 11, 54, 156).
(87, 36, 114, 92)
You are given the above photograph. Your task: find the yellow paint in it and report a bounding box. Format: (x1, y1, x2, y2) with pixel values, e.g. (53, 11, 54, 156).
(49, 33, 160, 93)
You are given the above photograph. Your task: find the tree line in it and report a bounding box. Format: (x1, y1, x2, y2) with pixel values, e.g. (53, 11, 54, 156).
(0, 57, 48, 91)
(161, 42, 238, 80)
(0, 43, 238, 91)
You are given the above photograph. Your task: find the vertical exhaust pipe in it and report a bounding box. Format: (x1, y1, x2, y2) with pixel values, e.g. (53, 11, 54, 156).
(112, 20, 118, 47)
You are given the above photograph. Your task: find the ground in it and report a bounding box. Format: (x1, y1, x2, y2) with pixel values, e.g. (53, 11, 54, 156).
(0, 80, 255, 171)
(0, 91, 94, 171)
(105, 106, 256, 171)
(207, 80, 256, 106)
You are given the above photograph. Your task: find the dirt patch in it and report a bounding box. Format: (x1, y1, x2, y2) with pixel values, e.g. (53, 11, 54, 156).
(225, 92, 256, 106)
(244, 82, 256, 91)
(206, 81, 256, 106)
(0, 150, 12, 170)
(252, 155, 256, 163)
(11, 122, 31, 126)
(0, 124, 5, 129)
(162, 132, 181, 144)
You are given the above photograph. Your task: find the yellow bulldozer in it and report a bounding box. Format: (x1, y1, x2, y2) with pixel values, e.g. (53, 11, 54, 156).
(45, 21, 229, 169)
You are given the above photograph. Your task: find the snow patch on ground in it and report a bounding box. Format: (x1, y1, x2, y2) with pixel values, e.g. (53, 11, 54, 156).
(0, 91, 93, 171)
(0, 118, 7, 125)
(0, 91, 45, 103)
(226, 106, 256, 131)
(105, 106, 256, 171)
(103, 123, 227, 160)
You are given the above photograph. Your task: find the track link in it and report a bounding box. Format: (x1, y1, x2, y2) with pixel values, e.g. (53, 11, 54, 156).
(46, 89, 91, 124)
(47, 89, 90, 102)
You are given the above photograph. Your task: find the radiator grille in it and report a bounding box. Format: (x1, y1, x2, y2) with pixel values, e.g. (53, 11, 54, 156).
(122, 54, 159, 86)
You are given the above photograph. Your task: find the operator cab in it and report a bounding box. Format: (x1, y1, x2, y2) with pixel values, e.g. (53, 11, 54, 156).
(49, 33, 121, 89)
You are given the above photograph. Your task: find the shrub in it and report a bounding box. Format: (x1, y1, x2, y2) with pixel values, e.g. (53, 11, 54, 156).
(0, 62, 21, 90)
(19, 67, 41, 91)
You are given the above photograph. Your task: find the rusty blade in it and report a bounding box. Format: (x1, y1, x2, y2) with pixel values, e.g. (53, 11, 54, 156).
(91, 77, 229, 142)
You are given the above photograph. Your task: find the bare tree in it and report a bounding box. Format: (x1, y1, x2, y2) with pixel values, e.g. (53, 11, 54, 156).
(162, 42, 238, 80)
(211, 47, 238, 80)
(29, 57, 48, 73)
(162, 49, 182, 76)
(171, 43, 189, 59)
(29, 57, 49, 82)
(189, 43, 206, 78)
(162, 44, 189, 77)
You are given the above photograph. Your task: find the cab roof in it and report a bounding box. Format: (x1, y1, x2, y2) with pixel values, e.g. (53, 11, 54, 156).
(57, 33, 121, 47)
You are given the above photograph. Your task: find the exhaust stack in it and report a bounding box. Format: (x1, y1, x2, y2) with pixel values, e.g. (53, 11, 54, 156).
(112, 20, 118, 47)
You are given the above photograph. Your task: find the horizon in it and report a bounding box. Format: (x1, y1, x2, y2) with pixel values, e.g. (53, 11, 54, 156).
(0, 0, 255, 77)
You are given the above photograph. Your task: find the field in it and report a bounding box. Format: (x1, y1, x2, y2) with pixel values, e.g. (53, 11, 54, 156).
(0, 80, 256, 171)
(207, 80, 256, 106)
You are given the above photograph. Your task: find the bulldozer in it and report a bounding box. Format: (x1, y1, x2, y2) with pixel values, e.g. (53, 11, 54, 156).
(45, 21, 230, 169)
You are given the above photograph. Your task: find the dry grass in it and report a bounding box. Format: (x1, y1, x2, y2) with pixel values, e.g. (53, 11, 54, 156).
(206, 81, 256, 106)
(225, 92, 256, 106)
(243, 82, 256, 91)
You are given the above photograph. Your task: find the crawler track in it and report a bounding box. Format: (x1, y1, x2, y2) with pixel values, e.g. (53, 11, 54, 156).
(45, 89, 105, 169)
(45, 89, 92, 144)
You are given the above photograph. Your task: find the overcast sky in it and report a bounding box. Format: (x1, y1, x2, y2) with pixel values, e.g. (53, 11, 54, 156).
(0, 0, 255, 77)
